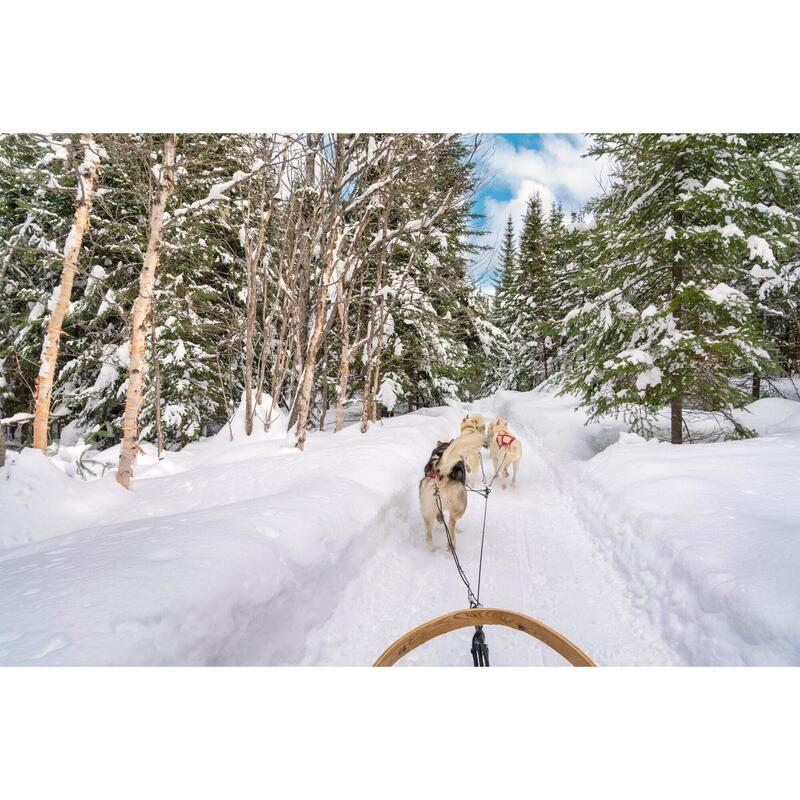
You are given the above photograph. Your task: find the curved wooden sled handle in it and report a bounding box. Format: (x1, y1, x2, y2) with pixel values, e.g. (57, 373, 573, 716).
(374, 607, 596, 666)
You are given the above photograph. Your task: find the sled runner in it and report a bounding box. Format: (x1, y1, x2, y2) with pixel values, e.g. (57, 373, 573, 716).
(373, 607, 595, 666)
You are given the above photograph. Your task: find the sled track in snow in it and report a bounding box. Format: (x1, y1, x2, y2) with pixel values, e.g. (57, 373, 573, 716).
(299, 400, 682, 666)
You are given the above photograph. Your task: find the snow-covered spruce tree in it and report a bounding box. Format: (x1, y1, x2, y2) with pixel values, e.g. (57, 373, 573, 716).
(742, 134, 800, 397)
(542, 201, 570, 376)
(562, 134, 800, 442)
(495, 214, 518, 329)
(551, 208, 594, 374)
(513, 192, 553, 388)
(494, 200, 588, 390)
(489, 214, 519, 390)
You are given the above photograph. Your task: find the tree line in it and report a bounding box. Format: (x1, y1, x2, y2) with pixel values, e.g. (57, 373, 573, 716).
(1, 133, 500, 480)
(493, 134, 800, 442)
(4, 132, 799, 479)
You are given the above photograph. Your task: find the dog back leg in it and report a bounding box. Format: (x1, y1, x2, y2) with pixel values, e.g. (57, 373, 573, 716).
(491, 452, 502, 482)
(424, 516, 434, 548)
(512, 459, 519, 489)
(468, 453, 480, 488)
(446, 514, 458, 551)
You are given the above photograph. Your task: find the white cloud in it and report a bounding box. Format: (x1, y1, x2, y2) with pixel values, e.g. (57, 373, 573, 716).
(482, 134, 609, 252)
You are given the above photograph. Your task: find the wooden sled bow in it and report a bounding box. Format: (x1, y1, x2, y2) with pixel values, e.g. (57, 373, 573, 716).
(374, 607, 596, 666)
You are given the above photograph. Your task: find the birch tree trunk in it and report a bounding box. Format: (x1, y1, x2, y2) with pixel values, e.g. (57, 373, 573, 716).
(150, 305, 164, 458)
(32, 135, 100, 451)
(359, 304, 379, 433)
(318, 343, 330, 432)
(116, 134, 177, 489)
(243, 150, 279, 435)
(360, 190, 393, 434)
(293, 136, 344, 450)
(333, 285, 352, 432)
(293, 254, 335, 450)
(243, 225, 258, 436)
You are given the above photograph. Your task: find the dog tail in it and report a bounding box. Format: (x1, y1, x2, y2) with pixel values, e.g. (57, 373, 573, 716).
(438, 431, 485, 477)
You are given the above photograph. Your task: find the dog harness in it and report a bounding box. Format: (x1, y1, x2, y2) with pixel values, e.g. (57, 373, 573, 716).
(495, 432, 516, 449)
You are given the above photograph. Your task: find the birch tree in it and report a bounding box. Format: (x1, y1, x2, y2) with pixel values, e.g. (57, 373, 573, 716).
(293, 135, 346, 449)
(116, 134, 177, 488)
(32, 135, 101, 450)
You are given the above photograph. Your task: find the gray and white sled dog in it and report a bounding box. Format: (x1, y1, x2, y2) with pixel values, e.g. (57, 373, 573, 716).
(419, 431, 485, 550)
(486, 416, 522, 490)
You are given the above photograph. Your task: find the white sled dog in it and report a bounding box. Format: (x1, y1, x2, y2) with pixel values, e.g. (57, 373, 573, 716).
(486, 416, 522, 490)
(459, 413, 487, 488)
(419, 431, 485, 550)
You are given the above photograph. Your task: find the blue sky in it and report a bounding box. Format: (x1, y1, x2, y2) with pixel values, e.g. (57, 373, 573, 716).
(471, 134, 609, 286)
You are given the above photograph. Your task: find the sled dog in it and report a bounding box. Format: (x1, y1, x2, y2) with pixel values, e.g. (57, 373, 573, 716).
(486, 416, 522, 490)
(459, 413, 487, 488)
(419, 431, 484, 550)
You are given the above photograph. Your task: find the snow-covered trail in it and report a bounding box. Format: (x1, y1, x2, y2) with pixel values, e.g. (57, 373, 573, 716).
(0, 392, 682, 666)
(4, 388, 798, 665)
(302, 396, 681, 666)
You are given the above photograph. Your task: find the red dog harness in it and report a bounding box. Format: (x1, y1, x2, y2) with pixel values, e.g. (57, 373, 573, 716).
(495, 432, 516, 449)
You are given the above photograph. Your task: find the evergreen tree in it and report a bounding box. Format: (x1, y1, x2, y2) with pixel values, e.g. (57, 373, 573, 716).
(542, 201, 569, 374)
(495, 214, 517, 327)
(562, 134, 800, 442)
(486, 214, 517, 391)
(743, 134, 800, 397)
(514, 193, 551, 387)
(551, 209, 593, 373)
(495, 197, 568, 389)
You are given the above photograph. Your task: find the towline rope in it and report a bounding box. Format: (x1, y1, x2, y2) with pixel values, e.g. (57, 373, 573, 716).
(432, 449, 507, 667)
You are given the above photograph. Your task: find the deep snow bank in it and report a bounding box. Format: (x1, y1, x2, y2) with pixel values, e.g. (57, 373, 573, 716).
(494, 390, 800, 665)
(0, 401, 462, 665)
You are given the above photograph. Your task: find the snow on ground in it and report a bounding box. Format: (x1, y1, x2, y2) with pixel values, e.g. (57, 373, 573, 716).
(305, 393, 676, 666)
(0, 389, 798, 665)
(569, 396, 800, 665)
